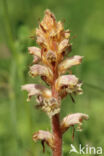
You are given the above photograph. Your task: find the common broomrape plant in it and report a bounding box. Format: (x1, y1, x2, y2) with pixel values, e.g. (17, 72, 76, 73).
(22, 10, 89, 156)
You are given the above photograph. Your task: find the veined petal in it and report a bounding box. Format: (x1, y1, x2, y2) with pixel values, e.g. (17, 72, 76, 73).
(36, 28, 48, 48)
(28, 47, 41, 63)
(28, 47, 41, 57)
(58, 55, 83, 74)
(61, 113, 89, 133)
(30, 65, 53, 84)
(55, 75, 82, 95)
(22, 84, 52, 101)
(58, 39, 69, 54)
(33, 130, 54, 149)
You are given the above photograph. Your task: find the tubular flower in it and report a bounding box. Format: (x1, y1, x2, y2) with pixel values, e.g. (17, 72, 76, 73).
(22, 84, 52, 101)
(22, 9, 89, 153)
(28, 47, 41, 63)
(58, 55, 83, 74)
(22, 84, 61, 117)
(55, 75, 82, 98)
(61, 113, 89, 134)
(29, 65, 53, 84)
(33, 130, 54, 150)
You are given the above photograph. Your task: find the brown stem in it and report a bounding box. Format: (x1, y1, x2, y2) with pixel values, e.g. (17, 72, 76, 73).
(51, 67, 62, 156)
(52, 114, 62, 156)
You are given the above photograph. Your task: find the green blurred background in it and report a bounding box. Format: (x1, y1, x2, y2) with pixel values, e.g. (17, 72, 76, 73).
(0, 0, 104, 155)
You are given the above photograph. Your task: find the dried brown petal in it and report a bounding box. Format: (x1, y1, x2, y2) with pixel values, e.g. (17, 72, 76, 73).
(21, 84, 52, 101)
(46, 50, 57, 65)
(40, 9, 56, 31)
(61, 113, 89, 134)
(58, 55, 83, 74)
(33, 130, 54, 149)
(28, 47, 41, 63)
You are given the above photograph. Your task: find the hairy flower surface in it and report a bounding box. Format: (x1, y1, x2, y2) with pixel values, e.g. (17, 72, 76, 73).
(58, 55, 83, 74)
(33, 130, 54, 149)
(61, 113, 89, 133)
(28, 47, 41, 63)
(55, 75, 82, 98)
(22, 84, 52, 101)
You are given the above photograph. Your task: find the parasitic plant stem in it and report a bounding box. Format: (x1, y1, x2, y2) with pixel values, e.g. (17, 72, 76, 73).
(51, 68, 62, 156)
(52, 114, 62, 156)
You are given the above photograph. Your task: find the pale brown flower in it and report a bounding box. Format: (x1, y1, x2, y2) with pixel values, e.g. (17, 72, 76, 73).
(61, 113, 89, 134)
(33, 130, 54, 149)
(22, 84, 52, 101)
(58, 55, 83, 74)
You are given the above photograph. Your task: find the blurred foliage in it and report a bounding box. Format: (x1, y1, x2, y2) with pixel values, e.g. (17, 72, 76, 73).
(0, 0, 104, 156)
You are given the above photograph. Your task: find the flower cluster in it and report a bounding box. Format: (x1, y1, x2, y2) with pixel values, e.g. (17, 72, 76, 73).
(22, 9, 83, 117)
(22, 9, 88, 151)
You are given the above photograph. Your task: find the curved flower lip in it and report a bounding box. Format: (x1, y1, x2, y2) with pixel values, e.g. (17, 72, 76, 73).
(28, 47, 41, 63)
(33, 130, 54, 149)
(21, 84, 52, 101)
(58, 55, 83, 74)
(29, 64, 53, 84)
(61, 113, 89, 134)
(55, 75, 79, 91)
(28, 47, 41, 58)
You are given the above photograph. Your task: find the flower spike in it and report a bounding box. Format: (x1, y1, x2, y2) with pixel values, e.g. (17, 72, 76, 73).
(22, 9, 89, 154)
